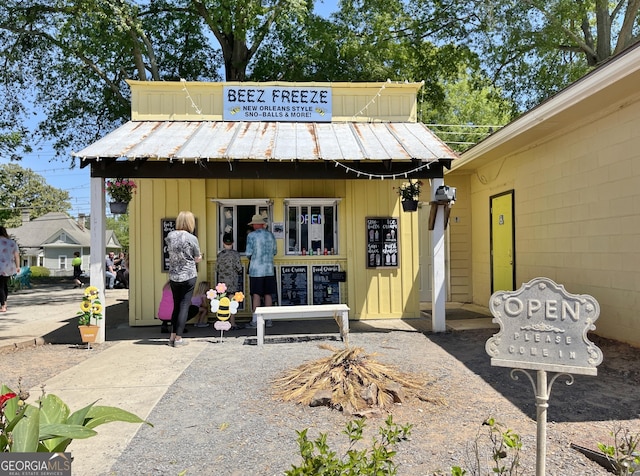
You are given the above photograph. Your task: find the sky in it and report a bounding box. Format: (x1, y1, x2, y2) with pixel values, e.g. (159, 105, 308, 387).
(5, 0, 339, 219)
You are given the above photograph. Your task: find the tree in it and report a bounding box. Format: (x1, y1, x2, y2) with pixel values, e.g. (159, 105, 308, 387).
(0, 163, 72, 227)
(421, 68, 513, 153)
(0, 131, 30, 161)
(192, 0, 309, 81)
(0, 0, 221, 157)
(250, 0, 479, 108)
(106, 214, 129, 253)
(471, 0, 640, 109)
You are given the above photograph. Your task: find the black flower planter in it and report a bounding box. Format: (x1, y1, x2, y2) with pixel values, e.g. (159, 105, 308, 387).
(109, 201, 129, 214)
(401, 199, 419, 212)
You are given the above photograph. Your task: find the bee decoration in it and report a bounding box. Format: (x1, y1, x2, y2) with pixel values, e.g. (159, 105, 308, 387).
(208, 283, 244, 322)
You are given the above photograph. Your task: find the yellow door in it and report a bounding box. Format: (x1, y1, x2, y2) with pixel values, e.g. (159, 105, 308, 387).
(491, 191, 514, 292)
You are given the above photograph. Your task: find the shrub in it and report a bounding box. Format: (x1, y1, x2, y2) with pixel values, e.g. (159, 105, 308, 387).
(598, 425, 640, 475)
(29, 266, 50, 277)
(286, 415, 412, 475)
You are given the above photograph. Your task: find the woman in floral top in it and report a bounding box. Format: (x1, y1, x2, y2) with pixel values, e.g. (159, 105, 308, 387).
(0, 226, 20, 313)
(165, 211, 202, 346)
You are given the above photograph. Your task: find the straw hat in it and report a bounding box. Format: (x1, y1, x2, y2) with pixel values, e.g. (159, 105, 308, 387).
(248, 214, 267, 225)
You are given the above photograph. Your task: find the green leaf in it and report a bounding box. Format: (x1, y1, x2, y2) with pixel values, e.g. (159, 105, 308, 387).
(10, 405, 40, 452)
(84, 405, 152, 429)
(39, 423, 98, 440)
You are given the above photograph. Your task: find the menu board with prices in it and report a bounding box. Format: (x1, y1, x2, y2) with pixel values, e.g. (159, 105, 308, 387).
(161, 219, 176, 272)
(162, 218, 199, 272)
(280, 265, 309, 306)
(312, 265, 341, 305)
(366, 217, 399, 269)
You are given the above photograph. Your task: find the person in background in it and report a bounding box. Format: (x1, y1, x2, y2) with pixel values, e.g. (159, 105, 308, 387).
(0, 226, 20, 313)
(245, 214, 277, 328)
(191, 281, 211, 327)
(105, 251, 117, 289)
(165, 210, 202, 347)
(157, 281, 173, 333)
(157, 280, 190, 334)
(72, 251, 83, 289)
(114, 252, 124, 268)
(216, 233, 244, 330)
(116, 253, 129, 289)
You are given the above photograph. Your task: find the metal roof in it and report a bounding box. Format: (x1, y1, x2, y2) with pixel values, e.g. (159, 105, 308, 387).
(73, 121, 457, 163)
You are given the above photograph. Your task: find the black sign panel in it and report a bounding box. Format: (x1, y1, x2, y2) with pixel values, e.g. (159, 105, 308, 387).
(162, 218, 199, 272)
(280, 265, 309, 306)
(161, 218, 176, 272)
(312, 265, 341, 305)
(366, 217, 399, 268)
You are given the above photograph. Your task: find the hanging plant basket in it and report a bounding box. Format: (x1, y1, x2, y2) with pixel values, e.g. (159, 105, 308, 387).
(109, 201, 129, 214)
(401, 199, 419, 212)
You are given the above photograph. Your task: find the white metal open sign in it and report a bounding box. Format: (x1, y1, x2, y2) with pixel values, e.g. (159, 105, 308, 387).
(486, 277, 603, 375)
(223, 86, 332, 122)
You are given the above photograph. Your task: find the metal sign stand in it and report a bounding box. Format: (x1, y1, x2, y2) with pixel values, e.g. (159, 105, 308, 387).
(485, 277, 604, 476)
(510, 369, 574, 476)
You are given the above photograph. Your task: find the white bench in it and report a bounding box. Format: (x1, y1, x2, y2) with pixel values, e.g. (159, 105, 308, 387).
(253, 304, 350, 346)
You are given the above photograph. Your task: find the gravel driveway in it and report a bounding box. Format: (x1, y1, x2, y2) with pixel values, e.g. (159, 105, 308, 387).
(2, 287, 638, 475)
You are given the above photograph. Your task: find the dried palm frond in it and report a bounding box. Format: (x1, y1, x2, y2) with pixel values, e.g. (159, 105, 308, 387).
(272, 344, 439, 415)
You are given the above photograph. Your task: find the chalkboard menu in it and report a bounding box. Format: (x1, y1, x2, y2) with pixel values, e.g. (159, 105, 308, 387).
(366, 217, 399, 269)
(162, 218, 198, 272)
(312, 265, 341, 305)
(161, 219, 176, 272)
(280, 265, 309, 306)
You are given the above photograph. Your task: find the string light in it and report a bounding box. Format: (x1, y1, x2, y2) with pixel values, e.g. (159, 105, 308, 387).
(351, 83, 387, 120)
(180, 78, 203, 115)
(328, 159, 435, 180)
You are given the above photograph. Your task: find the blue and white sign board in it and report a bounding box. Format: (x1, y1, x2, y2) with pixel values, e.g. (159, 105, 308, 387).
(486, 277, 603, 375)
(223, 86, 332, 122)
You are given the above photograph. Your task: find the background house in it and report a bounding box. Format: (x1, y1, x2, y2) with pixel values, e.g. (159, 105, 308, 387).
(8, 211, 121, 276)
(446, 42, 640, 347)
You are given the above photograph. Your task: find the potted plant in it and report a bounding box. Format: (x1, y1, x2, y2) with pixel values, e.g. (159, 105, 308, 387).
(395, 179, 423, 212)
(77, 286, 103, 346)
(106, 178, 137, 214)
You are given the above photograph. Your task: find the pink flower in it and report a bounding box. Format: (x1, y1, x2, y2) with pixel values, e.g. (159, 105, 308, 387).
(215, 282, 227, 294)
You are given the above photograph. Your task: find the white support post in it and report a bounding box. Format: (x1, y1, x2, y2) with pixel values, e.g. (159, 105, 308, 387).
(90, 177, 107, 343)
(431, 177, 447, 332)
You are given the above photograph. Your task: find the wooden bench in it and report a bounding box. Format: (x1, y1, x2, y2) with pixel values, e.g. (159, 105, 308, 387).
(253, 304, 350, 346)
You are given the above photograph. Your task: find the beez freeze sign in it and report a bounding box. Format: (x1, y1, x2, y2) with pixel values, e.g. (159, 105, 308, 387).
(223, 86, 332, 122)
(485, 277, 603, 375)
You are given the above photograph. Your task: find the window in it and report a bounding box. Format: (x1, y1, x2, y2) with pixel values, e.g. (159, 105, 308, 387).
(285, 199, 339, 255)
(215, 199, 272, 253)
(59, 255, 67, 269)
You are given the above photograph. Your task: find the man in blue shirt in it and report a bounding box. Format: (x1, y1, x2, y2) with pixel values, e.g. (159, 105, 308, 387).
(245, 214, 277, 327)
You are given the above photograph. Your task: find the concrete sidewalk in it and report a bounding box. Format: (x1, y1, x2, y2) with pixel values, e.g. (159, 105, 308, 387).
(0, 281, 495, 474)
(0, 282, 209, 474)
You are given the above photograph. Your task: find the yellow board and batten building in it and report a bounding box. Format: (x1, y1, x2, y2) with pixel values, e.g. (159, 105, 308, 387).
(76, 81, 457, 327)
(446, 43, 640, 347)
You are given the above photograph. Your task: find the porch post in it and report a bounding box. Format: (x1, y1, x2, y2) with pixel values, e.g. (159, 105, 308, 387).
(90, 176, 106, 343)
(430, 177, 447, 332)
